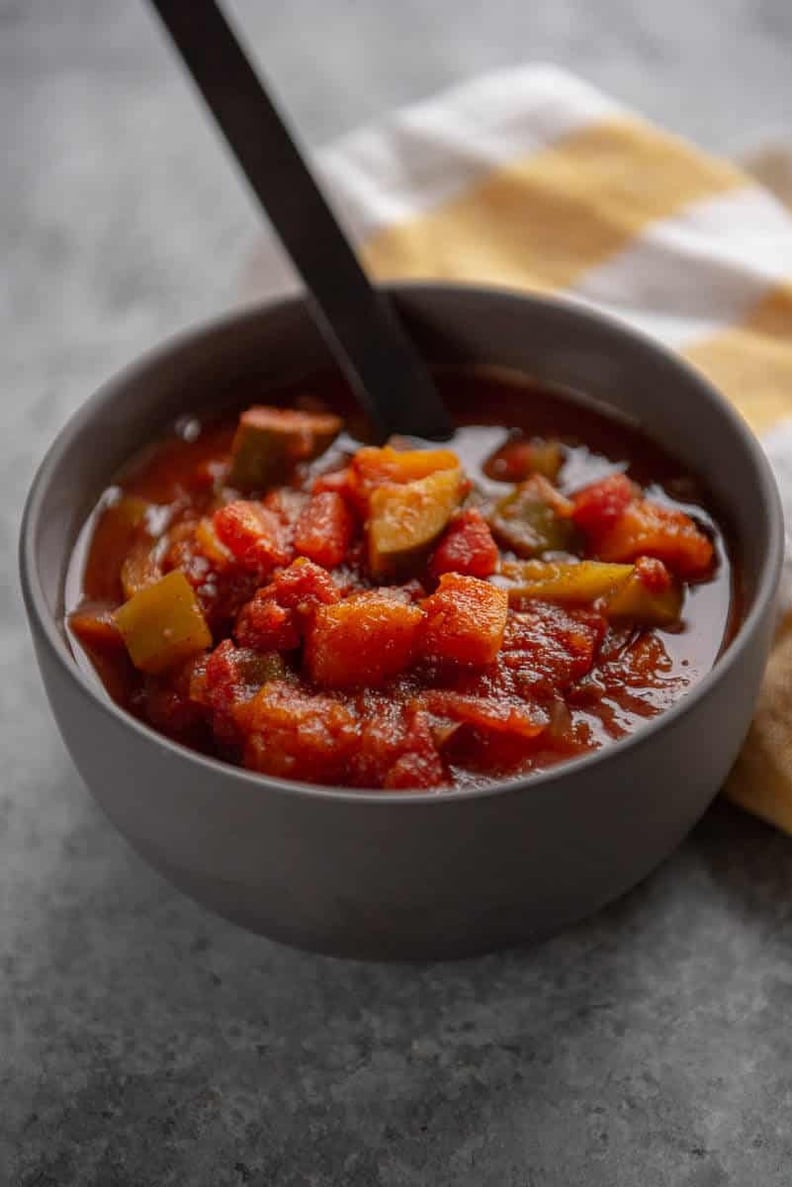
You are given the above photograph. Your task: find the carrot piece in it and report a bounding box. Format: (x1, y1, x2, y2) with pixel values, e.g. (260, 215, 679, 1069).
(294, 491, 355, 568)
(212, 500, 292, 574)
(430, 508, 499, 579)
(421, 574, 508, 666)
(305, 591, 424, 688)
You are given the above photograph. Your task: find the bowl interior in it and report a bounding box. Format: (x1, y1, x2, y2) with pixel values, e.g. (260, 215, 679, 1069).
(25, 283, 778, 693)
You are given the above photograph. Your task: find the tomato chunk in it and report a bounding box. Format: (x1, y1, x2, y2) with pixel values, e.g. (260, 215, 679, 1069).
(194, 639, 290, 744)
(499, 604, 605, 695)
(383, 712, 446, 790)
(212, 500, 292, 575)
(421, 574, 508, 666)
(571, 473, 638, 534)
(430, 509, 499, 579)
(235, 558, 339, 651)
(294, 491, 355, 568)
(305, 592, 424, 687)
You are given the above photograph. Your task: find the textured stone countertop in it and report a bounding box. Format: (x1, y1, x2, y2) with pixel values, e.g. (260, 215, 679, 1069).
(5, 2, 792, 1184)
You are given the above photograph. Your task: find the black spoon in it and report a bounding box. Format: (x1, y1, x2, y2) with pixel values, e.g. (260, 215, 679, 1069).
(147, 0, 453, 443)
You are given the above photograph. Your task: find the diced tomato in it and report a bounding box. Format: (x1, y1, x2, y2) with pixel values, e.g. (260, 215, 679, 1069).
(195, 569, 261, 630)
(499, 604, 606, 694)
(305, 592, 424, 688)
(235, 558, 339, 651)
(311, 466, 358, 501)
(571, 473, 638, 534)
(383, 712, 446, 790)
(236, 595, 299, 652)
(140, 656, 207, 743)
(239, 681, 358, 784)
(294, 491, 355, 569)
(430, 509, 499, 579)
(593, 500, 714, 579)
(194, 639, 289, 744)
(212, 500, 292, 575)
(268, 557, 341, 611)
(421, 574, 508, 666)
(633, 555, 673, 593)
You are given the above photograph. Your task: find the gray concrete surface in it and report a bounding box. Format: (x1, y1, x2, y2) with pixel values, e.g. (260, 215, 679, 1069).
(4, 2, 792, 1183)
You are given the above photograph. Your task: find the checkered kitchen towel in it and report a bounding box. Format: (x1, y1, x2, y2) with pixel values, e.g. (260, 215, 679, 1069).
(245, 64, 792, 833)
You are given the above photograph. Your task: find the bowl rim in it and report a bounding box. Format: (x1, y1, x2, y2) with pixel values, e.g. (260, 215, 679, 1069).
(19, 280, 784, 806)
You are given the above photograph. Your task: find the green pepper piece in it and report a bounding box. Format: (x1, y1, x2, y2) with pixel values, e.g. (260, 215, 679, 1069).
(489, 475, 578, 558)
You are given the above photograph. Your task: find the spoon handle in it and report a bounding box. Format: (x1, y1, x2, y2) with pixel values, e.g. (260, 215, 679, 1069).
(147, 0, 453, 442)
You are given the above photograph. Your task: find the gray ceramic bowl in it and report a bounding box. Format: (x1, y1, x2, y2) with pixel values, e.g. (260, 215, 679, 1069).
(20, 284, 783, 959)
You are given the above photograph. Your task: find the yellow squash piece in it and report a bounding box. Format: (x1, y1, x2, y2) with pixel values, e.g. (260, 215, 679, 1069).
(368, 468, 464, 578)
(500, 559, 683, 627)
(604, 568, 683, 626)
(114, 570, 212, 675)
(501, 560, 632, 604)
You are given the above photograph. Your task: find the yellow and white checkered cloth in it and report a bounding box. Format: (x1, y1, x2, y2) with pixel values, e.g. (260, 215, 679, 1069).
(246, 64, 792, 833)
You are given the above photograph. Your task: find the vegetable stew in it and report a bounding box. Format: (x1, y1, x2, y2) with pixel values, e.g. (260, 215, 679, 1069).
(66, 368, 735, 791)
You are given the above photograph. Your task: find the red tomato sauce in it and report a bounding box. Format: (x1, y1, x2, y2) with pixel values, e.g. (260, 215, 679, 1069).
(66, 368, 736, 791)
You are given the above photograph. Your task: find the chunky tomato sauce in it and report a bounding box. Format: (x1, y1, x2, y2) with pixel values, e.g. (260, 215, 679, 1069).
(66, 368, 735, 791)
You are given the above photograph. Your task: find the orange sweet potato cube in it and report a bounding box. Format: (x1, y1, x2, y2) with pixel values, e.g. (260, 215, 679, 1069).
(421, 574, 508, 666)
(351, 445, 460, 508)
(305, 592, 424, 688)
(594, 500, 714, 579)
